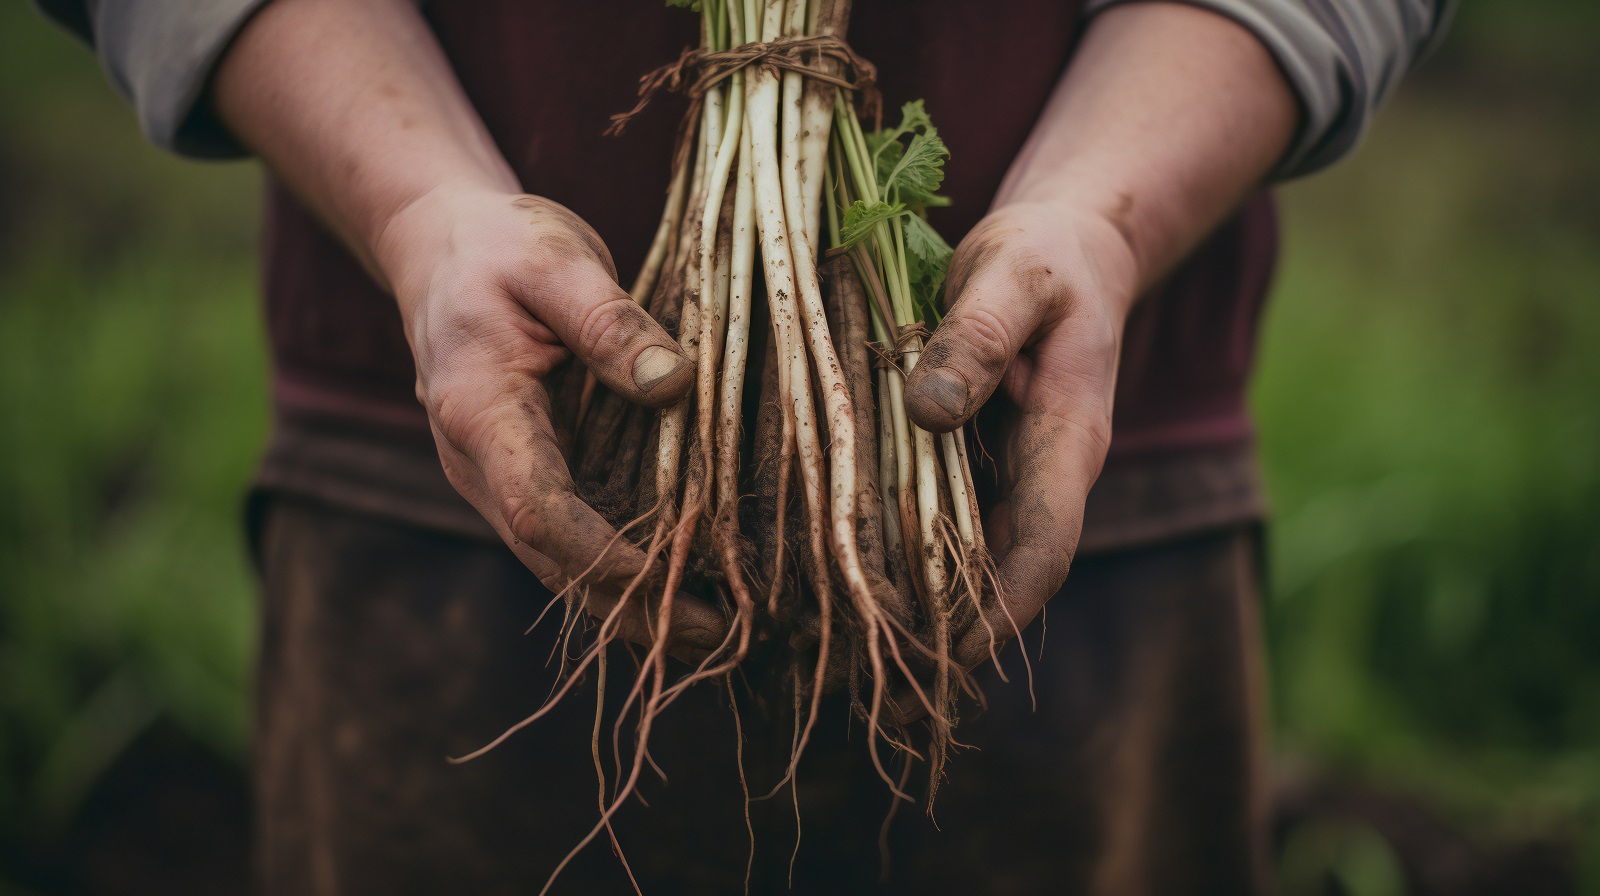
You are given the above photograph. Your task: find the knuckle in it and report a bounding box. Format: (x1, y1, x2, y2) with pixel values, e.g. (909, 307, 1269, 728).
(1079, 316, 1121, 369)
(1016, 541, 1078, 596)
(509, 253, 567, 308)
(425, 383, 470, 438)
(503, 491, 554, 549)
(1009, 253, 1072, 309)
(502, 470, 579, 555)
(954, 304, 1016, 369)
(1060, 410, 1113, 467)
(1049, 549, 1077, 588)
(576, 295, 652, 359)
(425, 378, 520, 462)
(1088, 416, 1112, 460)
(434, 443, 474, 492)
(424, 382, 482, 444)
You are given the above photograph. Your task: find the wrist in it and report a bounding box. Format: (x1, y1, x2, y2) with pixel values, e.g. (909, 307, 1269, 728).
(369, 182, 511, 315)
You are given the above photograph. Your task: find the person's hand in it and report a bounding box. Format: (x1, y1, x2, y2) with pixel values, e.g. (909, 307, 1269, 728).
(376, 187, 728, 663)
(905, 200, 1138, 673)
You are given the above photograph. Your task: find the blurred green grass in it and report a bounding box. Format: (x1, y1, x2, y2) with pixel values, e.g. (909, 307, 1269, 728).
(1256, 4, 1600, 873)
(1, 2, 1596, 892)
(0, 3, 265, 863)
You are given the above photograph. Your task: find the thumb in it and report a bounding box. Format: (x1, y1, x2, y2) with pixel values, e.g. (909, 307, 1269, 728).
(524, 245, 693, 409)
(904, 255, 1052, 433)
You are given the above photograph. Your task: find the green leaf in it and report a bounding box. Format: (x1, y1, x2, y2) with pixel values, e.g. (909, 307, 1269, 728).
(864, 128, 894, 159)
(870, 100, 934, 155)
(849, 98, 953, 322)
(839, 200, 906, 248)
(903, 214, 953, 322)
(665, 0, 701, 8)
(897, 99, 934, 134)
(863, 99, 952, 210)
(904, 214, 951, 270)
(867, 100, 934, 174)
(883, 129, 949, 207)
(873, 139, 903, 189)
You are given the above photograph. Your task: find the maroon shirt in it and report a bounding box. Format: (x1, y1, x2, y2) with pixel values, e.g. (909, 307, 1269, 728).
(256, 0, 1272, 552)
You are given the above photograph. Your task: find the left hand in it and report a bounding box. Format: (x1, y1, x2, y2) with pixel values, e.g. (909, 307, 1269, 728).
(904, 199, 1138, 672)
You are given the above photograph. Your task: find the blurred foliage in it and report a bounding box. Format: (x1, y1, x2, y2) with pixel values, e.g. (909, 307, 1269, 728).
(1257, 2, 1600, 887)
(0, 2, 265, 877)
(0, 1, 1596, 892)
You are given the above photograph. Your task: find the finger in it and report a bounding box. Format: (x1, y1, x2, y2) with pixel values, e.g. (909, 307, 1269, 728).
(511, 200, 694, 408)
(430, 378, 726, 663)
(904, 248, 1056, 433)
(951, 405, 1110, 671)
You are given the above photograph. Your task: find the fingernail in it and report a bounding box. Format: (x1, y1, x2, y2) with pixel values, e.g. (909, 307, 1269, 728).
(632, 345, 689, 394)
(920, 366, 970, 421)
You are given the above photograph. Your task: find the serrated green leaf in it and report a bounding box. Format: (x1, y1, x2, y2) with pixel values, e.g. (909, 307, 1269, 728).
(883, 130, 949, 206)
(868, 100, 934, 173)
(846, 97, 953, 323)
(904, 213, 952, 269)
(864, 128, 894, 159)
(903, 214, 952, 321)
(863, 98, 952, 210)
(898, 99, 933, 133)
(871, 100, 934, 152)
(873, 139, 904, 190)
(839, 200, 907, 248)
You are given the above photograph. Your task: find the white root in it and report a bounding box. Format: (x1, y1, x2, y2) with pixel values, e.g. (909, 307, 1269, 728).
(875, 368, 902, 562)
(651, 94, 720, 526)
(897, 342, 947, 601)
(774, 0, 931, 793)
(775, 0, 878, 635)
(941, 431, 975, 549)
(694, 53, 747, 503)
(884, 365, 920, 590)
(752, 0, 837, 735)
(717, 119, 757, 512)
(798, 0, 840, 251)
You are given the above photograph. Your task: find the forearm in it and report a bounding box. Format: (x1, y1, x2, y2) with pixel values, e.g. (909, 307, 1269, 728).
(211, 0, 519, 289)
(993, 2, 1297, 301)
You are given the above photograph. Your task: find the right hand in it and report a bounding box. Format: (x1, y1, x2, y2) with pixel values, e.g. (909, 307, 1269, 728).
(376, 187, 728, 663)
(903, 200, 1133, 676)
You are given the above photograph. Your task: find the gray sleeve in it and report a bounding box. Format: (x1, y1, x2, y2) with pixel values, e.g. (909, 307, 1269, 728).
(1084, 0, 1456, 180)
(34, 0, 273, 159)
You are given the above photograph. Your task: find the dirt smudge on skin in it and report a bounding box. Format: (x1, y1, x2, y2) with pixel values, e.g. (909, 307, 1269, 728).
(998, 412, 1082, 605)
(512, 196, 619, 281)
(941, 221, 1014, 304)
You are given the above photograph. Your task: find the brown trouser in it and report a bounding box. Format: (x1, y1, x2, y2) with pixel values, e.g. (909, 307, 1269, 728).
(253, 495, 1270, 895)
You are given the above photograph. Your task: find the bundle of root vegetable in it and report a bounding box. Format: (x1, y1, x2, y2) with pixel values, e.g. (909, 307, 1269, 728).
(457, 0, 1020, 882)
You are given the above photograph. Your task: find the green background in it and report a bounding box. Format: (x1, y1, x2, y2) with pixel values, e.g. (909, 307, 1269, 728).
(1, 3, 1596, 893)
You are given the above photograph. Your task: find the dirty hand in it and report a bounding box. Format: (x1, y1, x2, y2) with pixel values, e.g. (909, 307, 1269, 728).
(378, 188, 728, 662)
(904, 200, 1138, 672)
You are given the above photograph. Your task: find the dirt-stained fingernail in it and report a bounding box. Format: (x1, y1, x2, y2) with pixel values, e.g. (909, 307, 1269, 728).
(632, 345, 689, 395)
(919, 366, 970, 422)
